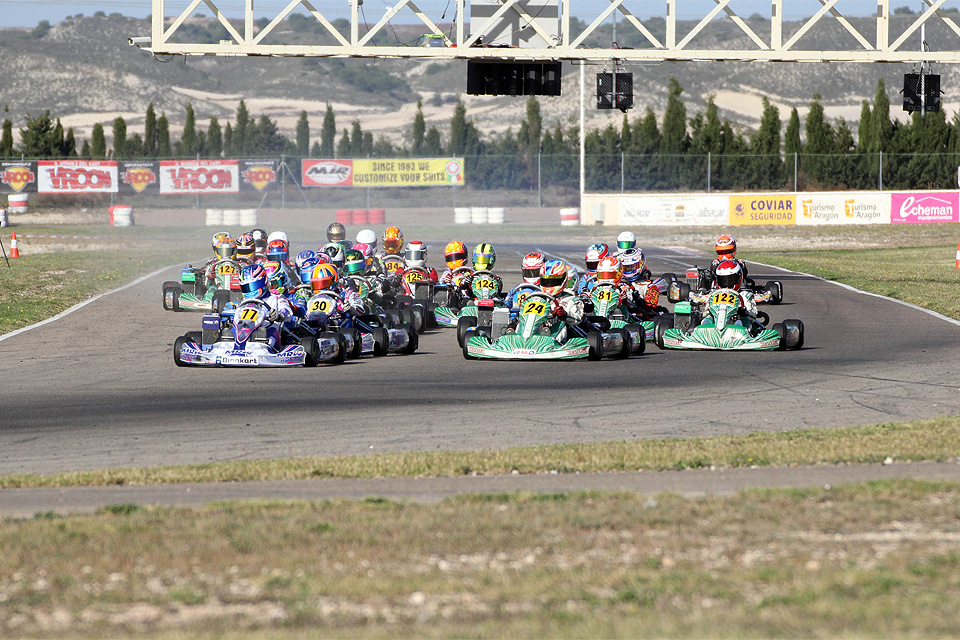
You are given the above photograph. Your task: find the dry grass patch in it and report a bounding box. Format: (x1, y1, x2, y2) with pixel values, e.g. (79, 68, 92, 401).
(2, 481, 960, 638)
(1, 416, 959, 488)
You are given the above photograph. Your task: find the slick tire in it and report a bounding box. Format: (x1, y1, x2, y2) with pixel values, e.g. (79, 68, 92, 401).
(765, 281, 784, 305)
(462, 329, 480, 360)
(782, 319, 804, 350)
(300, 336, 321, 367)
(162, 281, 179, 310)
(457, 315, 477, 348)
(624, 323, 646, 354)
(615, 328, 632, 359)
(399, 323, 419, 354)
(587, 331, 604, 361)
(372, 327, 389, 357)
(171, 286, 183, 312)
(212, 290, 231, 313)
(340, 328, 362, 358)
(654, 314, 674, 350)
(173, 335, 189, 367)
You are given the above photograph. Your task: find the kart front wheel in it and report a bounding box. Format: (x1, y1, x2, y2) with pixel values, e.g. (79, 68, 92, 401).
(399, 323, 419, 354)
(162, 281, 179, 310)
(654, 315, 674, 349)
(615, 329, 632, 359)
(171, 286, 183, 312)
(587, 331, 603, 361)
(372, 327, 389, 357)
(212, 290, 231, 313)
(765, 281, 783, 305)
(457, 315, 477, 347)
(623, 323, 646, 355)
(301, 336, 321, 366)
(462, 329, 481, 360)
(173, 335, 189, 367)
(780, 319, 804, 350)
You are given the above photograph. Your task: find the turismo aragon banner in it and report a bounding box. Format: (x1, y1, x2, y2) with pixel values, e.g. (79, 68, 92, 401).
(0, 161, 38, 194)
(302, 158, 465, 187)
(38, 160, 118, 194)
(119, 161, 160, 195)
(159, 160, 239, 194)
(795, 193, 888, 225)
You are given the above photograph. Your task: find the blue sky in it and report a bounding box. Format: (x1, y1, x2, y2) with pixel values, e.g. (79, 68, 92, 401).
(0, 0, 939, 28)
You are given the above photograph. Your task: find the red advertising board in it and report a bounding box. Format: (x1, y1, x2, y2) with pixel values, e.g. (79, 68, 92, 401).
(38, 160, 118, 193)
(302, 159, 353, 187)
(159, 160, 239, 194)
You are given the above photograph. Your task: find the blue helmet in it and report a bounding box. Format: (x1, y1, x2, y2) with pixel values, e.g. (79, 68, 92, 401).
(295, 250, 317, 270)
(239, 264, 268, 299)
(299, 258, 320, 284)
(266, 239, 289, 264)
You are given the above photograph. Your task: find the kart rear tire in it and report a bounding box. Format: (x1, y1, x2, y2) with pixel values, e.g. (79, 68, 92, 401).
(301, 336, 321, 367)
(173, 335, 189, 367)
(171, 286, 183, 312)
(162, 281, 179, 310)
(661, 272, 677, 283)
(586, 315, 611, 332)
(340, 328, 362, 358)
(640, 269, 653, 281)
(624, 323, 646, 354)
(782, 319, 804, 350)
(677, 282, 690, 302)
(411, 304, 425, 334)
(457, 315, 477, 348)
(587, 331, 604, 361)
(654, 314, 674, 349)
(212, 290, 231, 313)
(614, 328, 632, 359)
(399, 323, 419, 354)
(765, 281, 783, 305)
(372, 327, 389, 357)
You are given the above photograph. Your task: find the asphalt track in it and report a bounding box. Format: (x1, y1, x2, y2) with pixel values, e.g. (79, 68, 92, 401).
(2, 240, 960, 481)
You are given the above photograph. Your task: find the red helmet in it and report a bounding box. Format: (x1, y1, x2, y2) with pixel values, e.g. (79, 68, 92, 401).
(596, 256, 622, 284)
(715, 259, 743, 290)
(521, 252, 544, 283)
(716, 234, 737, 258)
(584, 243, 609, 273)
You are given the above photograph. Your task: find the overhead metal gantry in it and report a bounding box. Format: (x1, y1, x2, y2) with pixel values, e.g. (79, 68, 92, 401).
(134, 0, 960, 62)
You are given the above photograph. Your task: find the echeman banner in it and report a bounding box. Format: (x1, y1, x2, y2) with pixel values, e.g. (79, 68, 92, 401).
(159, 160, 239, 194)
(0, 161, 37, 194)
(891, 191, 959, 224)
(119, 161, 160, 195)
(38, 160, 117, 194)
(302, 158, 465, 187)
(239, 159, 279, 193)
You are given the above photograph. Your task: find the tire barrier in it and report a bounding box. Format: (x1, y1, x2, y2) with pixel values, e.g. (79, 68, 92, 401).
(8, 194, 27, 214)
(0, 208, 7, 227)
(336, 209, 352, 225)
(454, 207, 471, 224)
(239, 209, 258, 227)
(222, 209, 241, 226)
(471, 207, 489, 224)
(487, 207, 505, 224)
(205, 209, 224, 226)
(368, 208, 386, 225)
(351, 209, 369, 225)
(111, 205, 134, 227)
(560, 207, 580, 226)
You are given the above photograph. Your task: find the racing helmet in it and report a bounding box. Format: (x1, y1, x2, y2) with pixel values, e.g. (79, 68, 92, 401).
(235, 233, 256, 258)
(214, 237, 237, 261)
(521, 252, 545, 284)
(356, 228, 377, 250)
(444, 241, 468, 269)
(540, 260, 568, 296)
(267, 231, 289, 247)
(295, 250, 317, 270)
(353, 242, 374, 270)
(404, 241, 428, 268)
(323, 242, 345, 271)
(617, 231, 637, 252)
(596, 256, 622, 284)
(716, 234, 737, 258)
(343, 250, 366, 276)
(315, 252, 331, 265)
(383, 227, 404, 255)
(239, 263, 268, 299)
(211, 232, 230, 254)
(309, 263, 339, 292)
(266, 239, 289, 264)
(619, 248, 644, 282)
(249, 228, 268, 252)
(262, 261, 288, 295)
(298, 258, 320, 284)
(326, 222, 346, 243)
(584, 243, 610, 273)
(472, 243, 496, 271)
(715, 259, 743, 290)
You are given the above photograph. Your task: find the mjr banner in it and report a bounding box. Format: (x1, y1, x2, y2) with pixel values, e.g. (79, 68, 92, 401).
(119, 161, 160, 195)
(0, 161, 38, 194)
(159, 160, 239, 194)
(239, 159, 279, 192)
(38, 160, 118, 194)
(302, 158, 465, 187)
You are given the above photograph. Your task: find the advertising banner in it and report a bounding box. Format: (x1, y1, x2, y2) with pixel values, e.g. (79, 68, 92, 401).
(159, 160, 239, 194)
(0, 161, 37, 194)
(891, 191, 959, 224)
(38, 160, 117, 194)
(619, 195, 728, 225)
(302, 158, 465, 187)
(795, 193, 888, 225)
(239, 159, 279, 192)
(119, 161, 160, 195)
(729, 195, 796, 225)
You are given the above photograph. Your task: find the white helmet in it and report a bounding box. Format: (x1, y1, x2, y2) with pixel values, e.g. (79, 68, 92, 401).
(617, 231, 636, 252)
(356, 228, 377, 250)
(267, 231, 288, 247)
(404, 241, 428, 268)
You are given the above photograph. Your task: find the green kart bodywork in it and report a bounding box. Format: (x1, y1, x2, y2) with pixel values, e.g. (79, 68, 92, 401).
(163, 259, 240, 312)
(589, 283, 649, 351)
(435, 270, 501, 327)
(660, 290, 786, 350)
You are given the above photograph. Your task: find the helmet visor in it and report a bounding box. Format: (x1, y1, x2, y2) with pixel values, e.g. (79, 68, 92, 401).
(540, 273, 565, 291)
(445, 250, 467, 266)
(617, 240, 634, 250)
(474, 255, 493, 270)
(522, 266, 541, 281)
(384, 238, 403, 253)
(311, 276, 334, 292)
(240, 278, 264, 297)
(344, 261, 364, 275)
(716, 272, 740, 289)
(585, 258, 600, 272)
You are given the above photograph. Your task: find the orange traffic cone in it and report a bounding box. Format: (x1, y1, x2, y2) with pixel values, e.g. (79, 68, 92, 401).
(955, 243, 960, 269)
(9, 232, 19, 258)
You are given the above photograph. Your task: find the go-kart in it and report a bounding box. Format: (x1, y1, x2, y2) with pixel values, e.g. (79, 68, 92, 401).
(584, 282, 647, 354)
(433, 266, 475, 327)
(655, 288, 803, 351)
(301, 289, 418, 357)
(668, 266, 782, 304)
(463, 291, 632, 360)
(174, 298, 346, 367)
(394, 266, 437, 331)
(162, 259, 242, 313)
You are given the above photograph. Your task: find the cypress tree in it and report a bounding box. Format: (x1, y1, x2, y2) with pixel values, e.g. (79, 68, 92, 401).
(803, 94, 834, 186)
(749, 97, 782, 188)
(80, 139, 91, 159)
(412, 98, 425, 154)
(659, 78, 688, 188)
(424, 126, 443, 155)
(156, 113, 171, 157)
(234, 100, 249, 155)
(91, 122, 106, 158)
(112, 116, 127, 158)
(449, 97, 467, 155)
(144, 103, 158, 157)
(784, 107, 801, 188)
(181, 102, 197, 157)
(320, 104, 335, 156)
(0, 119, 12, 157)
(296, 110, 310, 158)
(64, 127, 77, 157)
(207, 116, 222, 158)
(223, 121, 233, 157)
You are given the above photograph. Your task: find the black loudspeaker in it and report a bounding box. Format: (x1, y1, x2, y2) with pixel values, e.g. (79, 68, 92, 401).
(467, 61, 562, 96)
(903, 73, 941, 112)
(597, 72, 633, 111)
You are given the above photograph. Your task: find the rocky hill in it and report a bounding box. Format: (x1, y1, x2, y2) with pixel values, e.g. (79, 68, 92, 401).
(0, 13, 953, 149)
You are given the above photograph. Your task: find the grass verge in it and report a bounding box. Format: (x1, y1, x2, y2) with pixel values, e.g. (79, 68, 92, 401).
(1, 415, 958, 488)
(2, 480, 959, 638)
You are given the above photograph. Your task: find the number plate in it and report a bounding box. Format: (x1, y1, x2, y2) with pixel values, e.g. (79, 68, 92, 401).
(710, 291, 739, 306)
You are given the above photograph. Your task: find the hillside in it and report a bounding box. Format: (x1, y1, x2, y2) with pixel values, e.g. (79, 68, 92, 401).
(0, 13, 953, 149)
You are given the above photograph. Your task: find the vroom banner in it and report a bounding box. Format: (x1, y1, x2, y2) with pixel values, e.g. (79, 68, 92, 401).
(239, 159, 279, 193)
(159, 160, 239, 194)
(302, 158, 465, 187)
(0, 161, 37, 194)
(119, 161, 160, 195)
(38, 160, 118, 194)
